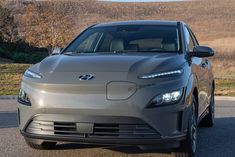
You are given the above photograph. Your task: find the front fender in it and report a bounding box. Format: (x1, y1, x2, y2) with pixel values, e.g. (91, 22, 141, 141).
(181, 73, 198, 131)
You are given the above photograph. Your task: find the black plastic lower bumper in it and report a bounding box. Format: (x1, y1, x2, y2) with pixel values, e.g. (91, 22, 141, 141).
(21, 130, 186, 146)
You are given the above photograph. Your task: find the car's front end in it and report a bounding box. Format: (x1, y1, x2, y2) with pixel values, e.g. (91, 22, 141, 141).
(18, 21, 195, 149)
(18, 55, 193, 148)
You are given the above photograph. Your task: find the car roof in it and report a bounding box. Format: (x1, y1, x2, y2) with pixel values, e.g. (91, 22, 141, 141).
(92, 20, 180, 28)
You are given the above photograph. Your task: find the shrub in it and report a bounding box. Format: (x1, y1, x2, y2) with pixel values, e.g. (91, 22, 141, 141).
(11, 52, 46, 63)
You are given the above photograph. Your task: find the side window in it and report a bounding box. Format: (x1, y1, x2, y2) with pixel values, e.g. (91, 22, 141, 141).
(76, 32, 99, 52)
(184, 26, 195, 52)
(188, 29, 199, 46)
(96, 33, 114, 52)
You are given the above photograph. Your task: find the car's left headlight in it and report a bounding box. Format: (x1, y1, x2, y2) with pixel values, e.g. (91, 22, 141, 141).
(24, 69, 42, 79)
(149, 89, 184, 107)
(18, 89, 31, 106)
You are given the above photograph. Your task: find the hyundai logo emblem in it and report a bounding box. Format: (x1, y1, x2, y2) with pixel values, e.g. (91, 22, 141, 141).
(78, 74, 94, 81)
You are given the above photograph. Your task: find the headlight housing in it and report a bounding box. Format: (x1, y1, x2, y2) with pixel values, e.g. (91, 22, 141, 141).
(18, 89, 31, 106)
(149, 89, 184, 107)
(24, 69, 42, 79)
(139, 69, 183, 79)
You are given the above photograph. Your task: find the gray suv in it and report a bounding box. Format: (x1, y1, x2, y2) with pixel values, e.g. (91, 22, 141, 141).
(18, 20, 215, 157)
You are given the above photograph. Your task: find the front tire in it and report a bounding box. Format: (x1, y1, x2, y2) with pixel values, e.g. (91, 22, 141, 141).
(173, 96, 198, 157)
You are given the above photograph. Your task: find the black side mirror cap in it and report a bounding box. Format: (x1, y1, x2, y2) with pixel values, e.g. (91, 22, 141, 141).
(190, 46, 215, 58)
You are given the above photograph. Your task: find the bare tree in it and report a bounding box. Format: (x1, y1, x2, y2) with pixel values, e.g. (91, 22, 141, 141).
(0, 4, 18, 42)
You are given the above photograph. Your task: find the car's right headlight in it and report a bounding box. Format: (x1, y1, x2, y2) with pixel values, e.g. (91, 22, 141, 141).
(149, 89, 184, 107)
(24, 69, 42, 79)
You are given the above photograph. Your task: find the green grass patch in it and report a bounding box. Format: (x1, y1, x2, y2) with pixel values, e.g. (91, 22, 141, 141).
(215, 79, 235, 96)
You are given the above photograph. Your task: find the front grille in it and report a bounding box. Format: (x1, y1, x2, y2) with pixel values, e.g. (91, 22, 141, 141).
(92, 123, 159, 138)
(26, 120, 160, 139)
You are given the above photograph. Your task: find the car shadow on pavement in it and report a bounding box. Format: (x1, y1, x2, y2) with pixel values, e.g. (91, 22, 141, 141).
(0, 111, 18, 128)
(107, 146, 173, 155)
(54, 143, 173, 155)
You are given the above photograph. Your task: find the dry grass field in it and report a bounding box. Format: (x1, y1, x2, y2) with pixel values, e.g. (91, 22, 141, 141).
(0, 64, 29, 95)
(0, 0, 234, 95)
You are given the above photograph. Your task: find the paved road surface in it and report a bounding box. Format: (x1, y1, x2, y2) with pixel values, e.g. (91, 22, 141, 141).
(0, 98, 235, 157)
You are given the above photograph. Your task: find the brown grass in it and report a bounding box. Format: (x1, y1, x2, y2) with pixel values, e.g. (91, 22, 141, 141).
(3, 0, 235, 47)
(0, 64, 30, 95)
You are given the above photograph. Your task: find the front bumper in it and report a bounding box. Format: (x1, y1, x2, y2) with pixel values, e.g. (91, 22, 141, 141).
(20, 115, 187, 146)
(18, 75, 192, 146)
(18, 101, 190, 146)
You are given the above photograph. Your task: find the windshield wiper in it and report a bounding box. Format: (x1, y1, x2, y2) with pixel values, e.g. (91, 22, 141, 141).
(112, 51, 131, 54)
(63, 51, 74, 56)
(75, 50, 96, 54)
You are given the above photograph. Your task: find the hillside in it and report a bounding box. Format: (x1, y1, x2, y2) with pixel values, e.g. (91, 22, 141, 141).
(2, 0, 235, 49)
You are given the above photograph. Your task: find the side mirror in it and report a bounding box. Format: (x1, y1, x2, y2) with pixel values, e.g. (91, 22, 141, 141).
(51, 47, 61, 56)
(190, 46, 214, 57)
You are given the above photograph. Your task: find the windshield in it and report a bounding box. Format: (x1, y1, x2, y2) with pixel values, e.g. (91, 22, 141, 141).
(63, 25, 181, 54)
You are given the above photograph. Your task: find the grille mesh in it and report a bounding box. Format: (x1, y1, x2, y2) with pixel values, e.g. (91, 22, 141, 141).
(26, 120, 160, 138)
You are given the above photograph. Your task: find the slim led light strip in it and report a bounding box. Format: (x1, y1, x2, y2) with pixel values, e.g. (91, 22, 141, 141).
(139, 70, 183, 79)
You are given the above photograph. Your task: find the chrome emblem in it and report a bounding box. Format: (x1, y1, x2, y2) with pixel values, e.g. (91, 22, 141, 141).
(78, 74, 94, 81)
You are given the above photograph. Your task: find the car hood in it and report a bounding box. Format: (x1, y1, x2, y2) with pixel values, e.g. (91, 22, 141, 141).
(25, 53, 187, 99)
(31, 53, 186, 75)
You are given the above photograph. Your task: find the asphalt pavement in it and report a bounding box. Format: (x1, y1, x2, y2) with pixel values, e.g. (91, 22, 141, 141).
(0, 98, 235, 157)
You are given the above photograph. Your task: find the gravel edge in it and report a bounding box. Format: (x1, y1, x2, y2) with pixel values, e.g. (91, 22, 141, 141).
(0, 96, 17, 100)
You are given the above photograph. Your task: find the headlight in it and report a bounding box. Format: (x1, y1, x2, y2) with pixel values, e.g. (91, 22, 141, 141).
(139, 69, 183, 79)
(149, 89, 183, 107)
(18, 89, 31, 106)
(24, 69, 42, 79)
